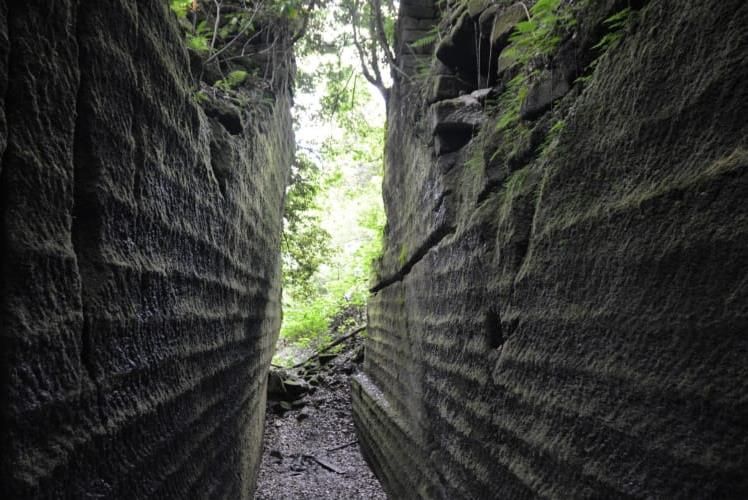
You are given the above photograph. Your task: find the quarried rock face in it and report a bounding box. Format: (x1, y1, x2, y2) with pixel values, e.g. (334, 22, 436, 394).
(354, 0, 748, 498)
(0, 1, 293, 497)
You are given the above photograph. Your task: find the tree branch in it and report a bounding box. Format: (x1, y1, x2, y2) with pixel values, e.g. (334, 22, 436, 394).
(288, 325, 367, 369)
(204, 0, 266, 65)
(351, 5, 389, 100)
(369, 0, 394, 67)
(209, 0, 222, 56)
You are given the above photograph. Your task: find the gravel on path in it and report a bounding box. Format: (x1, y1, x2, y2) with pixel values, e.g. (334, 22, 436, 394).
(254, 337, 387, 500)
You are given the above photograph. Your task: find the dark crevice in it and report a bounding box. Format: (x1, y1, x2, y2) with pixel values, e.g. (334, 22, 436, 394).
(485, 310, 503, 349)
(370, 224, 455, 293)
(204, 102, 244, 135)
(209, 138, 230, 197)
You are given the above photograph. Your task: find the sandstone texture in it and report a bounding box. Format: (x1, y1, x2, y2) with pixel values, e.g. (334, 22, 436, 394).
(355, 0, 748, 498)
(0, 1, 293, 498)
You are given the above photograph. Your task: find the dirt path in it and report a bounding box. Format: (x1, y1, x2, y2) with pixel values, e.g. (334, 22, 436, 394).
(254, 337, 386, 499)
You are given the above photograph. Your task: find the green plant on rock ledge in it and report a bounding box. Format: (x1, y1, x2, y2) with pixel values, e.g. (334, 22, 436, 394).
(577, 7, 633, 83)
(501, 0, 576, 68)
(495, 73, 528, 133)
(491, 72, 531, 163)
(492, 0, 575, 148)
(499, 165, 531, 218)
(505, 166, 529, 197)
(169, 0, 194, 18)
(540, 118, 565, 155)
(181, 19, 211, 52)
(214, 69, 249, 91)
(410, 25, 441, 50)
(593, 7, 632, 53)
(168, 0, 312, 94)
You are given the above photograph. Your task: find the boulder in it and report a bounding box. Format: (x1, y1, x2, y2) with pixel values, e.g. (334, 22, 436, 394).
(267, 369, 287, 397)
(466, 0, 491, 19)
(281, 377, 311, 399)
(267, 369, 311, 400)
(429, 94, 485, 135)
(435, 12, 477, 75)
(490, 3, 526, 49)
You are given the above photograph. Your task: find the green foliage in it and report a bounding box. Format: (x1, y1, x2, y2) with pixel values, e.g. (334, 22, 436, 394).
(505, 166, 529, 196)
(541, 118, 565, 154)
(495, 73, 528, 133)
(319, 63, 358, 119)
(187, 20, 212, 52)
(274, 0, 303, 19)
(192, 89, 209, 104)
(592, 7, 632, 52)
(502, 0, 576, 66)
(499, 166, 532, 218)
(410, 26, 440, 49)
(227, 69, 249, 86)
(492, 0, 577, 143)
(576, 7, 633, 84)
(330, 0, 397, 99)
(281, 298, 333, 346)
(382, 13, 396, 45)
(218, 12, 256, 40)
(170, 0, 312, 94)
(465, 146, 484, 173)
(398, 244, 408, 266)
(214, 70, 249, 91)
(282, 153, 332, 302)
(169, 0, 192, 18)
(279, 77, 385, 358)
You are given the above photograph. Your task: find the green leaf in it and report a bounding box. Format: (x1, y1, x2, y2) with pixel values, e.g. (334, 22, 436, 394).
(187, 34, 209, 52)
(514, 20, 536, 34)
(169, 0, 191, 18)
(226, 70, 248, 87)
(196, 20, 211, 36)
(410, 31, 438, 48)
(604, 7, 632, 28)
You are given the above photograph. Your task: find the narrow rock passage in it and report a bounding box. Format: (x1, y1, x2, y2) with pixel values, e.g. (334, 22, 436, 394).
(255, 336, 386, 499)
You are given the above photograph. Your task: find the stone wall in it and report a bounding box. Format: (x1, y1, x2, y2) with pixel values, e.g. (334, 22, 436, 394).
(354, 0, 748, 498)
(0, 1, 293, 497)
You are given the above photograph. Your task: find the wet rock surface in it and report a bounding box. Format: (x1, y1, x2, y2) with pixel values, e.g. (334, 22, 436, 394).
(255, 335, 386, 500)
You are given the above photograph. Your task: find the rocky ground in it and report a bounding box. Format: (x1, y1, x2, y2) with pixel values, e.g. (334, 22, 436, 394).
(255, 333, 386, 500)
